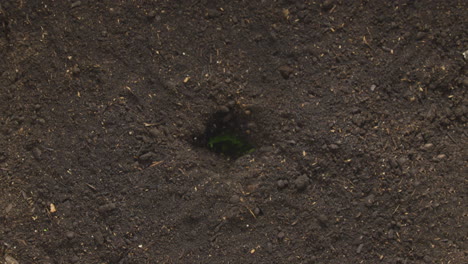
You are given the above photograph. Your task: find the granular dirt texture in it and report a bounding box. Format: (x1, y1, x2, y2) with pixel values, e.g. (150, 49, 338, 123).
(0, 1, 467, 263)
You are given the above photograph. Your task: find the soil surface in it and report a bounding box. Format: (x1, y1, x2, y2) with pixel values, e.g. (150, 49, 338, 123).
(1, 1, 467, 263)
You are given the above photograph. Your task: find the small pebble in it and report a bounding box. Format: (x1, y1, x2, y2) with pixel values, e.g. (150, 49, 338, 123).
(4, 255, 19, 264)
(278, 65, 294, 79)
(98, 203, 116, 213)
(71, 255, 80, 263)
(294, 175, 309, 191)
(205, 8, 221, 19)
(364, 194, 375, 207)
(277, 231, 285, 240)
(4, 203, 13, 214)
(397, 157, 407, 167)
(94, 231, 104, 245)
(389, 159, 399, 168)
(148, 128, 163, 138)
(32, 147, 42, 160)
(139, 152, 155, 161)
(66, 231, 75, 239)
(246, 121, 256, 128)
(229, 195, 240, 203)
(70, 1, 81, 8)
(218, 105, 230, 113)
(322, 0, 335, 11)
(147, 11, 156, 18)
(356, 243, 364, 253)
(253, 207, 261, 215)
(277, 180, 288, 189)
(71, 65, 80, 75)
(317, 214, 329, 227)
(423, 255, 432, 263)
(329, 144, 339, 150)
(416, 31, 426, 40)
(422, 143, 434, 150)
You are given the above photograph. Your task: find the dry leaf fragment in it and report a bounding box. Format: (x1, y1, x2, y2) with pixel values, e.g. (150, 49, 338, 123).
(149, 160, 164, 167)
(144, 123, 158, 127)
(282, 9, 290, 20)
(50, 203, 57, 213)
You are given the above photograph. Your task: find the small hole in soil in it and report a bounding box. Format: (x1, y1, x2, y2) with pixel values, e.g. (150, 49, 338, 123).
(194, 109, 255, 159)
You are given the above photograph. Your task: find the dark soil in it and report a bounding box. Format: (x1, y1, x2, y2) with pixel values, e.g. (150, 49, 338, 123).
(1, 1, 467, 263)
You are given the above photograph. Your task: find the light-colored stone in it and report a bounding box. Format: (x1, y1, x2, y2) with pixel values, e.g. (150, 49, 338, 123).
(5, 255, 20, 264)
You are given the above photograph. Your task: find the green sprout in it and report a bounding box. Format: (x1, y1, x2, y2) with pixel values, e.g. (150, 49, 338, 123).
(208, 132, 254, 158)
